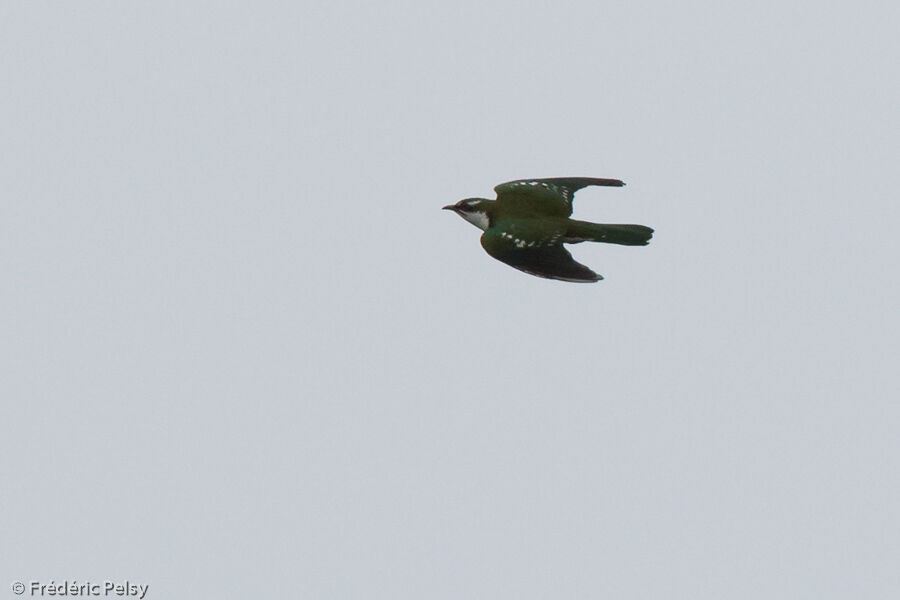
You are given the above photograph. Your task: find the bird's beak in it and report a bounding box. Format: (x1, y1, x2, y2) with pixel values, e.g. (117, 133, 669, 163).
(442, 204, 457, 211)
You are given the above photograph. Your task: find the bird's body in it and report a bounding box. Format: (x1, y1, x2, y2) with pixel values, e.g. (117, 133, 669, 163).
(443, 177, 653, 282)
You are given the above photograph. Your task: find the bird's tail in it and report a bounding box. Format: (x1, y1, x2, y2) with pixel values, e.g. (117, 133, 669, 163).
(565, 220, 654, 246)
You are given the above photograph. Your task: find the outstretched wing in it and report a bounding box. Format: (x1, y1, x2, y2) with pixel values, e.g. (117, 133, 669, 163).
(493, 177, 625, 218)
(480, 229, 603, 283)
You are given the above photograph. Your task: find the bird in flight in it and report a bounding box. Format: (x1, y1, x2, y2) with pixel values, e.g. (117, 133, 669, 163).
(443, 177, 653, 282)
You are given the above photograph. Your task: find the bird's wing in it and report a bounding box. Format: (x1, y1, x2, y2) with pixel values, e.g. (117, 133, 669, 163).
(480, 229, 603, 282)
(493, 177, 625, 218)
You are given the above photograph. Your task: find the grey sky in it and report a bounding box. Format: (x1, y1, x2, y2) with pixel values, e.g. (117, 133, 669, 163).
(2, 2, 899, 598)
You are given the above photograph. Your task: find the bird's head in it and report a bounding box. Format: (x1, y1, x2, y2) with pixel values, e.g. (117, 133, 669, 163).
(442, 197, 492, 231)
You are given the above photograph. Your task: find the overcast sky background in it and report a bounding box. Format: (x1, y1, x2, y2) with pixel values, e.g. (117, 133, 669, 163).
(2, 2, 899, 598)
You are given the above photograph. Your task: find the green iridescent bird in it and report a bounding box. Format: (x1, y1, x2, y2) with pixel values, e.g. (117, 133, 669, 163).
(443, 177, 653, 282)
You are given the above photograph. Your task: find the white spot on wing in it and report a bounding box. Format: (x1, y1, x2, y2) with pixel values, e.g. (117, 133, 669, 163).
(511, 180, 573, 205)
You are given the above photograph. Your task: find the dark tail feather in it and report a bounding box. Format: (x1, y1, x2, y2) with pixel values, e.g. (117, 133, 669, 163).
(565, 221, 654, 246)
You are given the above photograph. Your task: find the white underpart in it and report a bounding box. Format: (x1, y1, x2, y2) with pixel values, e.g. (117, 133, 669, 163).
(461, 210, 490, 231)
